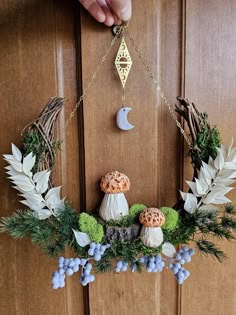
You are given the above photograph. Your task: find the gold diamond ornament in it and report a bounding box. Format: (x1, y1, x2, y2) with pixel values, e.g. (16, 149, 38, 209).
(115, 37, 132, 88)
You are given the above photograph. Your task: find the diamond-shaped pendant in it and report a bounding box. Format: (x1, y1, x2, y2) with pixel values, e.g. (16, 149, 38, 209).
(115, 37, 132, 88)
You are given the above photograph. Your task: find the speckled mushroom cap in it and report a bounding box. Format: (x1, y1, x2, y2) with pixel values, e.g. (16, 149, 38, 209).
(100, 171, 130, 193)
(139, 208, 165, 227)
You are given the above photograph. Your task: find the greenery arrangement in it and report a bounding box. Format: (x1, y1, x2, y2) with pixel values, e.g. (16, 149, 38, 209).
(1, 97, 236, 289)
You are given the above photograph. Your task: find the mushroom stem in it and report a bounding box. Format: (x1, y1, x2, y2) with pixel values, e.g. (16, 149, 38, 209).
(99, 193, 129, 221)
(140, 226, 164, 248)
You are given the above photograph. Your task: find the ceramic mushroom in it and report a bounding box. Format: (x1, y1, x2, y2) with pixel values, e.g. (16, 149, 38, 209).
(99, 171, 130, 221)
(139, 208, 165, 247)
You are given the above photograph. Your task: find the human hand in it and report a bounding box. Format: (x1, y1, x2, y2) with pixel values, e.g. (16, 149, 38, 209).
(79, 0, 131, 26)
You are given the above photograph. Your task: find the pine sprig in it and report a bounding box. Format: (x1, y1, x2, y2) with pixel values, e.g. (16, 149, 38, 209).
(0, 205, 85, 257)
(94, 239, 161, 273)
(196, 239, 226, 262)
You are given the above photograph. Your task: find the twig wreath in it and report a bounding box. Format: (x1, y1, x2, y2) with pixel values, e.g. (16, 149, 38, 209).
(1, 25, 236, 289)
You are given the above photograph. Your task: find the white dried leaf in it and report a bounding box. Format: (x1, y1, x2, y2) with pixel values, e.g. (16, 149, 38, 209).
(220, 144, 227, 160)
(10, 174, 30, 182)
(33, 209, 52, 220)
(73, 229, 90, 247)
(20, 200, 45, 211)
(223, 162, 236, 170)
(23, 153, 35, 176)
(11, 143, 22, 162)
(227, 138, 234, 157)
(6, 159, 23, 172)
(195, 178, 207, 195)
(12, 177, 35, 192)
(45, 186, 64, 211)
(161, 242, 176, 258)
(184, 193, 198, 213)
(199, 167, 211, 185)
(215, 178, 236, 186)
(203, 192, 232, 204)
(180, 191, 187, 201)
(6, 169, 21, 177)
(33, 170, 48, 183)
(208, 156, 215, 168)
(186, 181, 202, 197)
(210, 185, 233, 194)
(218, 169, 236, 179)
(36, 171, 50, 194)
(199, 204, 219, 212)
(214, 148, 224, 170)
(3, 154, 15, 161)
(20, 192, 44, 205)
(227, 148, 236, 163)
(202, 161, 217, 179)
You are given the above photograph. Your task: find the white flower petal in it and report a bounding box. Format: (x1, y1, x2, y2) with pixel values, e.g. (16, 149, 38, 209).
(11, 143, 22, 162)
(73, 229, 91, 247)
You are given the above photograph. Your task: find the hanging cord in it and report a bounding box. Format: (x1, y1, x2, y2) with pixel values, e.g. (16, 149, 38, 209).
(125, 30, 192, 148)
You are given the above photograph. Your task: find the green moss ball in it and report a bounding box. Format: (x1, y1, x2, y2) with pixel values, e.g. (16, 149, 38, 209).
(129, 204, 147, 219)
(160, 207, 179, 231)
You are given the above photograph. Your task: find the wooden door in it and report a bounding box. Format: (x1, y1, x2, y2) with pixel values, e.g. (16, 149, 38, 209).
(0, 1, 235, 314)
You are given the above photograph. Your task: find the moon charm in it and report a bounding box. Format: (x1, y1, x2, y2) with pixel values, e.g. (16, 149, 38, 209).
(116, 107, 134, 131)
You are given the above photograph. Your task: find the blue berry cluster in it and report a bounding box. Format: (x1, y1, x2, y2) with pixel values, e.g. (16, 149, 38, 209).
(168, 246, 195, 284)
(140, 255, 165, 272)
(88, 242, 111, 261)
(52, 256, 81, 289)
(80, 262, 95, 286)
(51, 243, 111, 289)
(114, 260, 129, 272)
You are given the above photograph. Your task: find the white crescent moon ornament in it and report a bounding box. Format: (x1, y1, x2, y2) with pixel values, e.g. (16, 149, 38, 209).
(116, 107, 134, 131)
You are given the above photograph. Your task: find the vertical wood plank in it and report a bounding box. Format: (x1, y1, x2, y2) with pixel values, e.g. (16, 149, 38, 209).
(80, 1, 183, 314)
(182, 1, 236, 314)
(0, 1, 84, 314)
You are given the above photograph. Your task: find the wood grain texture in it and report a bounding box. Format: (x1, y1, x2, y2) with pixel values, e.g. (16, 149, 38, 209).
(80, 1, 182, 314)
(0, 1, 84, 314)
(182, 1, 236, 315)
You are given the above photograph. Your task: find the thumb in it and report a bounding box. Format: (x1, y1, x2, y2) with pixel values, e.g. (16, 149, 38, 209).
(109, 0, 132, 22)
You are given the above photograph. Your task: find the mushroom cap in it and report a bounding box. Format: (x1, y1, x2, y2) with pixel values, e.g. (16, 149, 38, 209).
(139, 208, 165, 227)
(100, 171, 130, 193)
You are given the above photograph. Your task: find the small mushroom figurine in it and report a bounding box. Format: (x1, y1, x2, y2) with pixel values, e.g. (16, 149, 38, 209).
(139, 208, 165, 248)
(99, 171, 130, 221)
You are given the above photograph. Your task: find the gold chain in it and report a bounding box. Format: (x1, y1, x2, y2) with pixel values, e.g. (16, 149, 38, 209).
(64, 26, 123, 128)
(125, 30, 192, 148)
(65, 26, 191, 148)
